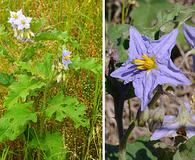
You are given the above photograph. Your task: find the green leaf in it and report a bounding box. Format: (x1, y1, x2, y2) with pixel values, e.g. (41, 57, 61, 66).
(0, 45, 14, 62)
(160, 21, 176, 33)
(4, 75, 45, 108)
(0, 102, 37, 142)
(35, 30, 68, 42)
(131, 0, 174, 29)
(178, 136, 195, 159)
(173, 151, 183, 160)
(107, 24, 129, 44)
(28, 132, 66, 160)
(20, 43, 44, 62)
(106, 24, 129, 62)
(0, 25, 8, 39)
(31, 18, 46, 33)
(18, 53, 53, 80)
(106, 136, 158, 160)
(46, 92, 89, 128)
(71, 56, 102, 76)
(126, 136, 158, 160)
(0, 73, 14, 86)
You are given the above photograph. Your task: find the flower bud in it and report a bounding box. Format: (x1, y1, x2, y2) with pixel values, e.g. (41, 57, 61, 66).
(137, 107, 149, 127)
(152, 106, 165, 122)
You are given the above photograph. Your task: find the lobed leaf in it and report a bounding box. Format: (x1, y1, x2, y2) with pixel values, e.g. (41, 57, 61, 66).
(28, 132, 66, 160)
(4, 75, 45, 108)
(46, 92, 89, 128)
(34, 31, 68, 42)
(0, 102, 37, 142)
(17, 53, 53, 80)
(0, 73, 14, 86)
(71, 56, 102, 76)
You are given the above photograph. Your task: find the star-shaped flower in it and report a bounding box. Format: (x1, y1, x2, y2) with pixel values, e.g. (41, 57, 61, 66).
(8, 10, 23, 26)
(62, 49, 72, 67)
(111, 27, 191, 111)
(151, 102, 195, 140)
(15, 16, 32, 30)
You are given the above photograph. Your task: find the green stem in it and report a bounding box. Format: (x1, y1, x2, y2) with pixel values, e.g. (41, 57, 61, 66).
(83, 75, 101, 160)
(119, 121, 135, 160)
(122, 0, 125, 24)
(40, 85, 48, 136)
(148, 85, 163, 109)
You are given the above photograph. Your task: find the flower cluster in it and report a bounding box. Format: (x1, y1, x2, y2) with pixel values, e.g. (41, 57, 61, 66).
(8, 10, 34, 42)
(52, 49, 72, 83)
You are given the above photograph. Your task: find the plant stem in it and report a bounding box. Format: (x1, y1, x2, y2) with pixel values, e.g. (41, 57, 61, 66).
(119, 121, 135, 160)
(83, 75, 101, 160)
(40, 85, 48, 136)
(148, 85, 163, 109)
(122, 0, 125, 24)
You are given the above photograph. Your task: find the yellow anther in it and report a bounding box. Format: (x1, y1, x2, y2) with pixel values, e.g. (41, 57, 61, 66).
(64, 55, 71, 60)
(21, 20, 25, 25)
(132, 54, 157, 71)
(13, 14, 18, 19)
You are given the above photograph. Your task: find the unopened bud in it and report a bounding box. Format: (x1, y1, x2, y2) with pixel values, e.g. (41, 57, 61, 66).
(152, 106, 165, 122)
(137, 107, 149, 127)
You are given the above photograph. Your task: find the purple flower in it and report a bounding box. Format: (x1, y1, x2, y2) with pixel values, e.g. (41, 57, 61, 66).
(62, 49, 72, 66)
(183, 23, 195, 72)
(151, 102, 195, 140)
(111, 27, 191, 111)
(183, 23, 195, 48)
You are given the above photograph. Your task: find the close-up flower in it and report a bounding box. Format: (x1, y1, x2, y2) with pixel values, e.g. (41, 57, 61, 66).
(111, 27, 191, 111)
(8, 10, 23, 27)
(16, 16, 32, 30)
(8, 9, 34, 42)
(150, 102, 195, 140)
(62, 49, 72, 67)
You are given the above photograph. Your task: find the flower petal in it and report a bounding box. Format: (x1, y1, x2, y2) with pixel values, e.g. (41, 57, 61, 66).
(186, 126, 195, 138)
(110, 62, 141, 84)
(147, 29, 178, 59)
(150, 122, 179, 140)
(184, 101, 192, 113)
(183, 23, 195, 48)
(128, 26, 147, 61)
(163, 115, 176, 124)
(133, 71, 158, 111)
(156, 60, 191, 86)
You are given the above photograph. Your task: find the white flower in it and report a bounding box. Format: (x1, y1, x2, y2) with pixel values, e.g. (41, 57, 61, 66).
(16, 16, 32, 30)
(8, 10, 23, 26)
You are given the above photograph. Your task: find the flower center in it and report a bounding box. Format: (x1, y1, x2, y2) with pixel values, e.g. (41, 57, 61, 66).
(64, 55, 71, 61)
(13, 14, 18, 19)
(132, 54, 157, 71)
(21, 20, 25, 25)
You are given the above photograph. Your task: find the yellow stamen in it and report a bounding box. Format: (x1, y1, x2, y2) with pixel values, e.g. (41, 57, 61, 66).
(132, 54, 157, 71)
(64, 55, 71, 60)
(13, 14, 18, 19)
(21, 20, 25, 25)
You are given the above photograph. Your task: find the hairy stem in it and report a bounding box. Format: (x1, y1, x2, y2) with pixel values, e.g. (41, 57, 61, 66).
(119, 121, 135, 160)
